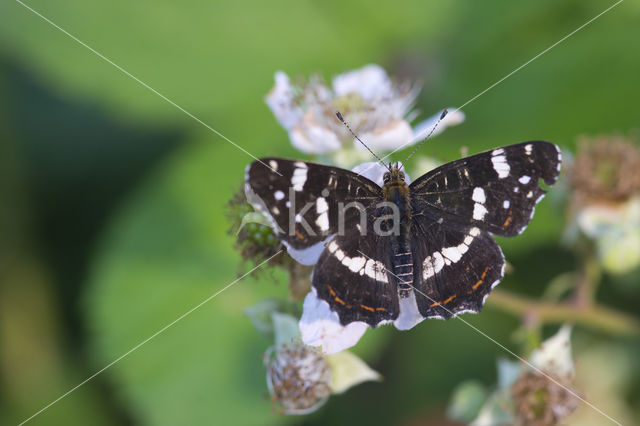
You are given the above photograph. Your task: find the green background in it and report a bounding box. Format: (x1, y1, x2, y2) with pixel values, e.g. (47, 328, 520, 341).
(1, 0, 639, 425)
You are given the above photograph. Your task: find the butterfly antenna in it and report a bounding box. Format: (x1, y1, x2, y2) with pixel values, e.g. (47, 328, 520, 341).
(336, 111, 390, 171)
(401, 108, 449, 170)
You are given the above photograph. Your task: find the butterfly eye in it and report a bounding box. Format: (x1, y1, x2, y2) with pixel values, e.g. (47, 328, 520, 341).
(383, 172, 390, 182)
(399, 172, 405, 181)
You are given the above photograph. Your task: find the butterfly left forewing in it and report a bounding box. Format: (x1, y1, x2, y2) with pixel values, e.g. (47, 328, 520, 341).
(409, 141, 561, 236)
(245, 158, 382, 264)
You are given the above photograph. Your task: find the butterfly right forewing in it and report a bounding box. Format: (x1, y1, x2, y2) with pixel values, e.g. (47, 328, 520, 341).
(409, 141, 561, 236)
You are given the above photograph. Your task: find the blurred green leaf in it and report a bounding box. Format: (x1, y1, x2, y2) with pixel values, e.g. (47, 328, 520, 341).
(84, 139, 295, 426)
(446, 380, 488, 423)
(272, 312, 301, 347)
(245, 298, 288, 339)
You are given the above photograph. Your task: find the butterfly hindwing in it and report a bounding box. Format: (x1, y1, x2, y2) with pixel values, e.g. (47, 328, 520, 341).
(409, 141, 561, 236)
(245, 158, 382, 263)
(410, 216, 505, 319)
(313, 232, 399, 327)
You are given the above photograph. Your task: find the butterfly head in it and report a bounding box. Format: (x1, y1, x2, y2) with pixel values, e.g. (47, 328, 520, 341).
(383, 163, 406, 184)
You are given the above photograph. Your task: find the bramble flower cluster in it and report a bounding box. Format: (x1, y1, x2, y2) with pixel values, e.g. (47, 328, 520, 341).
(448, 326, 579, 425)
(259, 311, 380, 414)
(233, 64, 463, 413)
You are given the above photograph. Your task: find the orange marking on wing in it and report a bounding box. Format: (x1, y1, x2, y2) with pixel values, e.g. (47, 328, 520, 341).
(360, 304, 375, 312)
(481, 266, 489, 280)
(430, 294, 456, 308)
(503, 208, 513, 227)
(472, 280, 483, 290)
(375, 307, 387, 312)
(295, 229, 304, 240)
(334, 297, 346, 305)
(472, 266, 490, 290)
(327, 286, 337, 297)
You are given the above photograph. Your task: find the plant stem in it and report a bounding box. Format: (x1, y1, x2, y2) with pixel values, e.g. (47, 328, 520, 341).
(486, 289, 640, 336)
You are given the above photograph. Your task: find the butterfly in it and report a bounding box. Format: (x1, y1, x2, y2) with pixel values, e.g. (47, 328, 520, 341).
(245, 141, 561, 329)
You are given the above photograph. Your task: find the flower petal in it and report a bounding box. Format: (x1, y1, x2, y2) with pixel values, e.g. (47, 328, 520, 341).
(289, 111, 342, 154)
(265, 71, 303, 130)
(332, 64, 392, 100)
(351, 162, 412, 187)
(530, 325, 574, 378)
(350, 162, 388, 186)
(325, 351, 381, 394)
(299, 289, 368, 355)
(357, 119, 414, 151)
(411, 108, 466, 143)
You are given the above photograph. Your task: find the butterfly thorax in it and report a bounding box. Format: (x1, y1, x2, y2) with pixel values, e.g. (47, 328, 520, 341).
(382, 166, 414, 298)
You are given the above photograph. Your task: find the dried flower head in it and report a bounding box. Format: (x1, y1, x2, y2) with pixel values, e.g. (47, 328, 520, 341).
(566, 136, 640, 274)
(265, 343, 332, 414)
(568, 135, 640, 208)
(511, 371, 579, 426)
(227, 188, 285, 266)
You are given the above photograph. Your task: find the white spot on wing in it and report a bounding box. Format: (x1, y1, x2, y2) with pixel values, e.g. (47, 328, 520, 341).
(491, 154, 510, 178)
(316, 197, 329, 213)
(519, 175, 531, 184)
(423, 256, 435, 279)
(316, 212, 329, 231)
(274, 190, 285, 200)
(433, 252, 445, 274)
(362, 259, 388, 283)
(525, 144, 533, 155)
(472, 187, 486, 203)
(473, 203, 488, 220)
(441, 244, 468, 263)
(292, 166, 307, 191)
(503, 200, 510, 209)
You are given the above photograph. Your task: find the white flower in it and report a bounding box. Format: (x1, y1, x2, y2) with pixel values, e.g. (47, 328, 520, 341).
(265, 64, 464, 158)
(265, 312, 380, 414)
(529, 325, 574, 378)
(299, 289, 368, 355)
(576, 196, 640, 274)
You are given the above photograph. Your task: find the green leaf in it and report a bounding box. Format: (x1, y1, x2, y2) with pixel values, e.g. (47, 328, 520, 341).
(84, 140, 295, 426)
(326, 351, 381, 395)
(245, 298, 288, 339)
(272, 312, 301, 347)
(447, 381, 488, 423)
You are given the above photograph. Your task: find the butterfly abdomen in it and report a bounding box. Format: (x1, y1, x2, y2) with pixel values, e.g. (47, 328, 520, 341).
(392, 244, 414, 298)
(382, 175, 414, 298)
